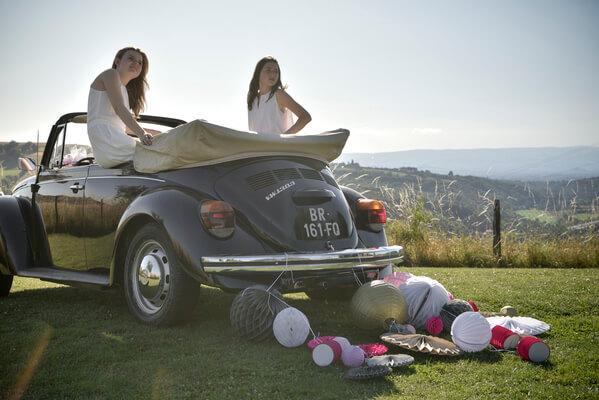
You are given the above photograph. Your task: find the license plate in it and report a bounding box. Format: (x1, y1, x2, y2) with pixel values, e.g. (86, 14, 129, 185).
(296, 207, 343, 240)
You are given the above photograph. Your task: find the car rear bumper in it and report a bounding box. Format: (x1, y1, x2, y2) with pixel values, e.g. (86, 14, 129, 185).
(200, 245, 403, 274)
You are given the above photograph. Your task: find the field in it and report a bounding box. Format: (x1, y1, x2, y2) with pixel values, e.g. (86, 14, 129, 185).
(1, 268, 598, 400)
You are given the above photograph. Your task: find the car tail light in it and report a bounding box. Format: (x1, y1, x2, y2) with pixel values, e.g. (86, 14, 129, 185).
(200, 200, 235, 238)
(356, 199, 387, 232)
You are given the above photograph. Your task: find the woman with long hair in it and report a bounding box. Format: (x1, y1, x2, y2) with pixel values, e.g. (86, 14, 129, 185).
(87, 47, 154, 168)
(247, 56, 311, 135)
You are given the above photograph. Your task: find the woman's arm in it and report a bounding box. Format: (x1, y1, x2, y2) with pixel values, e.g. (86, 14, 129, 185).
(100, 69, 152, 145)
(276, 90, 312, 134)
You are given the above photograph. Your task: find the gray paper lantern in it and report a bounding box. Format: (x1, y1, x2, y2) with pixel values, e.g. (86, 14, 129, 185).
(351, 280, 409, 330)
(230, 285, 287, 342)
(440, 299, 474, 333)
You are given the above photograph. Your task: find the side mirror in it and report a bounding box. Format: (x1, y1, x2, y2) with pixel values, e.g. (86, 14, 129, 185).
(18, 157, 36, 173)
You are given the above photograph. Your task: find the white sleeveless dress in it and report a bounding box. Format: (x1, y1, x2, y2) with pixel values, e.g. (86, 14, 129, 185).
(248, 92, 293, 134)
(87, 85, 137, 168)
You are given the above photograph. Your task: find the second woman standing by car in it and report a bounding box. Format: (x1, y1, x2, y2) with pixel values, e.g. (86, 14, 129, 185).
(87, 47, 154, 168)
(247, 56, 311, 135)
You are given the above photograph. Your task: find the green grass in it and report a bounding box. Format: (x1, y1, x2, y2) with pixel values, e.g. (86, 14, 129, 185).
(1, 268, 598, 399)
(1, 168, 21, 177)
(516, 209, 559, 225)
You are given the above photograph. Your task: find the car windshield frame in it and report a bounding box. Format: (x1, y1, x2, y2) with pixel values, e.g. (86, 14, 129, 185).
(40, 113, 187, 169)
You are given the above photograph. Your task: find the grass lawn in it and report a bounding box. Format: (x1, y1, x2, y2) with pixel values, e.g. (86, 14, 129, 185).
(1, 268, 598, 400)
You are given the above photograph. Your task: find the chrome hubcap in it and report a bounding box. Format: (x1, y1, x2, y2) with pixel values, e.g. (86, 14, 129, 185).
(131, 240, 170, 315)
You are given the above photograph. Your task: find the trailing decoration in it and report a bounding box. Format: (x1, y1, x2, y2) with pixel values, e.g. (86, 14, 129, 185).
(229, 285, 287, 342)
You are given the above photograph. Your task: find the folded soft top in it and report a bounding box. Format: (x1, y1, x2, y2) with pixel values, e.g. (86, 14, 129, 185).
(133, 120, 349, 173)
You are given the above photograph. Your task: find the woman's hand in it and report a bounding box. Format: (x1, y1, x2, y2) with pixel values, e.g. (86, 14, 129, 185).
(138, 132, 153, 145)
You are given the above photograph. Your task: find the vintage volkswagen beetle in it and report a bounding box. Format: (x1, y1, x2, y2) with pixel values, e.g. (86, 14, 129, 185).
(0, 113, 403, 325)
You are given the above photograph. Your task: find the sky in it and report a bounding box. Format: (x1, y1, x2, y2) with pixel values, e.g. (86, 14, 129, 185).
(0, 0, 598, 153)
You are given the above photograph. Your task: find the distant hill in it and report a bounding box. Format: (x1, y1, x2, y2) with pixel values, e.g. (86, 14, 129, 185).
(337, 147, 599, 181)
(331, 162, 598, 234)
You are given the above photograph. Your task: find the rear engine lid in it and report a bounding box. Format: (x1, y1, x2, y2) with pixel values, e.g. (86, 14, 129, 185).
(215, 157, 358, 252)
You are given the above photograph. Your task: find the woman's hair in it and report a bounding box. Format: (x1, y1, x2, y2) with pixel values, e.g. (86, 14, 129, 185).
(247, 56, 285, 111)
(112, 47, 149, 116)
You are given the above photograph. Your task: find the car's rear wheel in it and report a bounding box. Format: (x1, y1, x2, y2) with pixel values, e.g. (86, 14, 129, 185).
(0, 274, 13, 297)
(123, 223, 199, 325)
(305, 286, 357, 302)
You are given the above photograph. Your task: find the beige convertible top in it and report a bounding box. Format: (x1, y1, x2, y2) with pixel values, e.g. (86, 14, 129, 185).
(133, 120, 349, 173)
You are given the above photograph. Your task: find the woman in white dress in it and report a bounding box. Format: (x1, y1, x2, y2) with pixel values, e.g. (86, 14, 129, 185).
(247, 56, 311, 135)
(87, 47, 154, 168)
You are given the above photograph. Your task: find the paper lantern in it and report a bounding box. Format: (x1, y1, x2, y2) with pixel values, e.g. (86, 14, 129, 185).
(344, 365, 392, 380)
(333, 336, 352, 355)
(273, 307, 311, 348)
(366, 354, 414, 368)
(351, 280, 408, 330)
(381, 333, 461, 356)
(425, 316, 444, 336)
(467, 300, 479, 312)
(500, 306, 517, 316)
(382, 271, 412, 288)
(440, 299, 474, 333)
(486, 316, 550, 336)
(387, 321, 417, 334)
(399, 275, 450, 329)
(312, 341, 342, 367)
(490, 325, 520, 350)
(517, 336, 550, 363)
(451, 311, 492, 352)
(307, 336, 336, 350)
(357, 343, 388, 357)
(230, 286, 287, 342)
(341, 345, 365, 367)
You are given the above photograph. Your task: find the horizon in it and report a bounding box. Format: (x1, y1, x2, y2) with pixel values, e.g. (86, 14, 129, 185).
(1, 1, 598, 152)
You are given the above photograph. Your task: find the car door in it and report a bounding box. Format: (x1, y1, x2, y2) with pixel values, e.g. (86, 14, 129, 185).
(36, 123, 90, 270)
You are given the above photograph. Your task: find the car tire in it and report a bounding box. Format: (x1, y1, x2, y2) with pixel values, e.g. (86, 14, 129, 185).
(0, 274, 12, 297)
(305, 286, 357, 302)
(123, 223, 199, 325)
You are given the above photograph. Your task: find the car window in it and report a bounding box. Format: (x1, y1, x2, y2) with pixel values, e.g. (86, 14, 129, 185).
(50, 122, 93, 169)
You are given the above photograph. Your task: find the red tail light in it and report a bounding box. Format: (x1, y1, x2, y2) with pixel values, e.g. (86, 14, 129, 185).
(200, 200, 235, 238)
(356, 199, 387, 232)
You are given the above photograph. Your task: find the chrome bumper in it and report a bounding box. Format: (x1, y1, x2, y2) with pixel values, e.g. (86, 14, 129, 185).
(201, 245, 403, 273)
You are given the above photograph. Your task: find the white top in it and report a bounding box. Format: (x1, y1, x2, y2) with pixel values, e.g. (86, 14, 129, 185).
(87, 85, 137, 168)
(248, 92, 293, 134)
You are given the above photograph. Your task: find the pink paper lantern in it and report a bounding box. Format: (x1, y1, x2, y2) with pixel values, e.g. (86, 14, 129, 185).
(307, 336, 336, 350)
(357, 343, 388, 358)
(425, 316, 444, 336)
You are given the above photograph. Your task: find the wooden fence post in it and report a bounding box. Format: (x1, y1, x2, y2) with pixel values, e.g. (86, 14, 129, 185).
(493, 199, 501, 260)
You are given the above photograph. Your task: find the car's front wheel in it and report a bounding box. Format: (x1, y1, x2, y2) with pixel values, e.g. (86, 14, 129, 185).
(123, 223, 199, 325)
(0, 274, 12, 297)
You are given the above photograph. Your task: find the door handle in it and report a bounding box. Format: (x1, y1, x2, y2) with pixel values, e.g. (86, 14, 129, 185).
(69, 183, 84, 193)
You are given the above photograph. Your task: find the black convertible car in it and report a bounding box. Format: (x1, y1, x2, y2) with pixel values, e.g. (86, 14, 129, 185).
(0, 113, 403, 325)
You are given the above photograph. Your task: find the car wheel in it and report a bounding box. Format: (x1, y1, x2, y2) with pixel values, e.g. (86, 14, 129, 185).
(305, 286, 357, 302)
(123, 223, 199, 325)
(0, 274, 13, 297)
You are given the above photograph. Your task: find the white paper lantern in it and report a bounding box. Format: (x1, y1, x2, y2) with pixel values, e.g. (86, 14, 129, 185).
(486, 316, 550, 336)
(399, 275, 450, 329)
(451, 311, 492, 352)
(272, 307, 310, 348)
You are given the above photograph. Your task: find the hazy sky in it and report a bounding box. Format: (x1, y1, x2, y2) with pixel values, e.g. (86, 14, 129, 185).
(0, 0, 597, 152)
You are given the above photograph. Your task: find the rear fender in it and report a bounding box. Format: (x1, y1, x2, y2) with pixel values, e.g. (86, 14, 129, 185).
(340, 186, 388, 247)
(112, 188, 267, 285)
(0, 196, 33, 274)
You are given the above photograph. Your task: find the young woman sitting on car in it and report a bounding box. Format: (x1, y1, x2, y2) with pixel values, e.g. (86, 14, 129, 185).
(87, 47, 154, 168)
